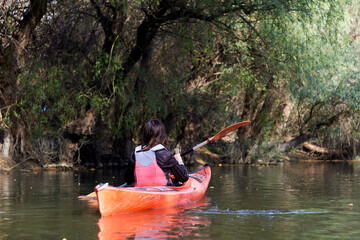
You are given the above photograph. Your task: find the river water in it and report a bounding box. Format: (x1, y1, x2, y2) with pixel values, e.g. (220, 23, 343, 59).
(1, 162, 360, 239)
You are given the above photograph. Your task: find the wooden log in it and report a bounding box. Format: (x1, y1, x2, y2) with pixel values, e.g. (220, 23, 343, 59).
(302, 142, 345, 155)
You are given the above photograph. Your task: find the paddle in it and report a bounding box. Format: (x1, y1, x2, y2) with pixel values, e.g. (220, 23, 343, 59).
(180, 121, 251, 157)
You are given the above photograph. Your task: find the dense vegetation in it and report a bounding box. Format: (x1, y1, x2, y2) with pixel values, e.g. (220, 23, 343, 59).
(0, 0, 359, 168)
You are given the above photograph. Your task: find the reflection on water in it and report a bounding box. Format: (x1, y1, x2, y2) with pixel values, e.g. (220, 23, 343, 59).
(97, 197, 211, 239)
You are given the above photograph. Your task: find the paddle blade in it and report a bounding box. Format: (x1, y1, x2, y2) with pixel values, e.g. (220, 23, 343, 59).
(209, 121, 251, 142)
(87, 192, 97, 197)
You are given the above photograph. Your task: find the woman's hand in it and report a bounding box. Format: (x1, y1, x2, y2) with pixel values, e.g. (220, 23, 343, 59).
(174, 153, 184, 165)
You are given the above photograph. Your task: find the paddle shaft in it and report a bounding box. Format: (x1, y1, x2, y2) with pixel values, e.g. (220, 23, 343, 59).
(180, 121, 251, 157)
(180, 139, 209, 157)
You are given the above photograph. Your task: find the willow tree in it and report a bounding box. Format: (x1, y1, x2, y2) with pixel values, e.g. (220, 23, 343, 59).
(224, 1, 360, 162)
(265, 1, 360, 159)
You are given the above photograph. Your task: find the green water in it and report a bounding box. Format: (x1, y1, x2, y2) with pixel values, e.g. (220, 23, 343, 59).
(1, 162, 360, 239)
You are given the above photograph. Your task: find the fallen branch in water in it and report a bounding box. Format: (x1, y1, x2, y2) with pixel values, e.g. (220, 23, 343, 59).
(1, 158, 31, 171)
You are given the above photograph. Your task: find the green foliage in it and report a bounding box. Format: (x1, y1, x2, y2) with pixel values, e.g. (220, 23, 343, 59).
(245, 140, 283, 164)
(18, 64, 81, 137)
(17, 50, 123, 138)
(255, 1, 360, 133)
(267, 1, 358, 106)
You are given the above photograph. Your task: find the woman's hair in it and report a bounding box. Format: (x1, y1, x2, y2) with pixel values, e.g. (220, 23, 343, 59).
(139, 119, 167, 151)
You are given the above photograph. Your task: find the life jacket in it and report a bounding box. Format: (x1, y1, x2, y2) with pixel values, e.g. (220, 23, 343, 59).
(134, 144, 168, 187)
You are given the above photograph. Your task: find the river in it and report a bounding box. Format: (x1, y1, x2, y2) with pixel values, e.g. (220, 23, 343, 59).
(1, 162, 359, 239)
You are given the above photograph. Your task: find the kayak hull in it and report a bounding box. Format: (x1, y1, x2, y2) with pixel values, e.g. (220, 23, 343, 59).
(95, 165, 211, 216)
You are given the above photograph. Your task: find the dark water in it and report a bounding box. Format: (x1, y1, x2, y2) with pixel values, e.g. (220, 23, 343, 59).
(1, 162, 360, 239)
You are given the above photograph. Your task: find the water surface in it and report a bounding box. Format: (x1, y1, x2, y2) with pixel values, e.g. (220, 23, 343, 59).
(1, 162, 359, 239)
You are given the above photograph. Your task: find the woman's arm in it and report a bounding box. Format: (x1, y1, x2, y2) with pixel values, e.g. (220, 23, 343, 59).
(170, 162, 189, 182)
(156, 149, 189, 183)
(171, 154, 189, 182)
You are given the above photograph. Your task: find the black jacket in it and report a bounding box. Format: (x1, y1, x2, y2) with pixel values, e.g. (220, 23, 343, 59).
(124, 148, 189, 185)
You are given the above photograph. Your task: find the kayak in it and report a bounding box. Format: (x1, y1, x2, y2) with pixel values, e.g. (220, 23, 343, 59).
(95, 165, 211, 216)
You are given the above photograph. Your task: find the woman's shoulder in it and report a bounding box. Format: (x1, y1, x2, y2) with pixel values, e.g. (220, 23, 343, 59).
(155, 149, 177, 167)
(156, 148, 172, 156)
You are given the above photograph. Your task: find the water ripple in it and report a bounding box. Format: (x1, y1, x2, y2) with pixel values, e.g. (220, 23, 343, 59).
(195, 206, 328, 216)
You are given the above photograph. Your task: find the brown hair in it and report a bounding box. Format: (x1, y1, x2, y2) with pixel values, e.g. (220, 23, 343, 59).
(139, 119, 167, 152)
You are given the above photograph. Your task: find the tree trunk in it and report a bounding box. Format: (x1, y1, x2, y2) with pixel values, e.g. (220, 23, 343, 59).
(0, 0, 49, 161)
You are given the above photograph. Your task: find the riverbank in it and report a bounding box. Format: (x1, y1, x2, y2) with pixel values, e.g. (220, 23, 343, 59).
(0, 154, 13, 171)
(0, 154, 76, 172)
(1, 147, 358, 172)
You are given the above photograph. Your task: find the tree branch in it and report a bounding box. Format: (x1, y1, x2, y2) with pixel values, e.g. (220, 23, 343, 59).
(14, 0, 49, 56)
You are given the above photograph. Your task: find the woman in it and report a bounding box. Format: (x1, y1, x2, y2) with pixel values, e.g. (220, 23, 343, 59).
(125, 119, 189, 187)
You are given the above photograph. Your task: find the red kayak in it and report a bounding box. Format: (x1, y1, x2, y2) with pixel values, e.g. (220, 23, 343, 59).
(95, 165, 211, 216)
